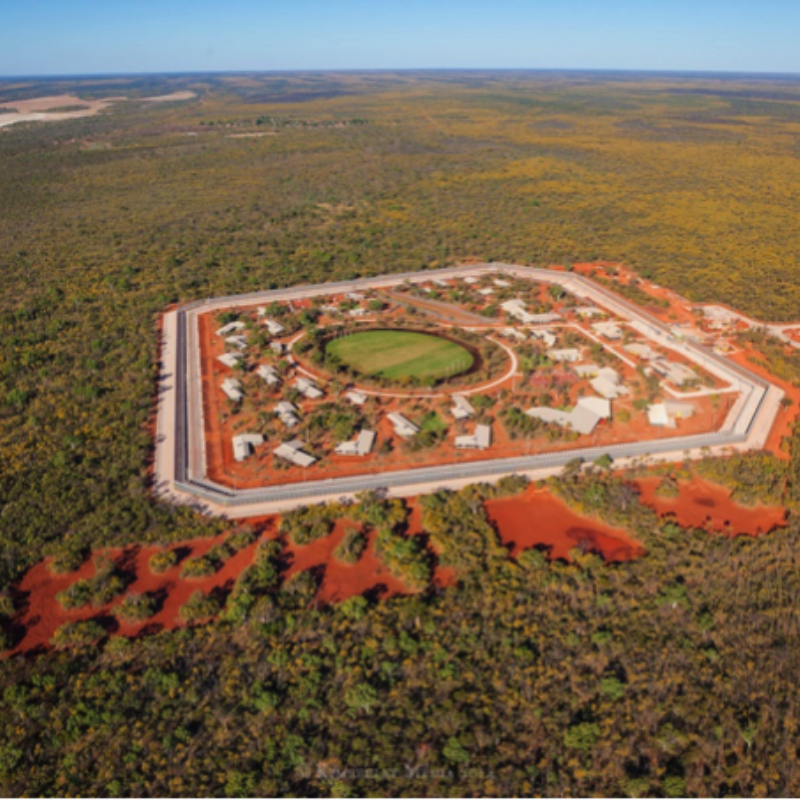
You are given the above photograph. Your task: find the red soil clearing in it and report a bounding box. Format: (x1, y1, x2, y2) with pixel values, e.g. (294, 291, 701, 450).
(484, 486, 644, 562)
(635, 476, 787, 536)
(283, 519, 409, 604)
(5, 503, 457, 658)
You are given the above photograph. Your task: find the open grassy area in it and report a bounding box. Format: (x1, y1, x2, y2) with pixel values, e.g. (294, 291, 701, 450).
(326, 330, 474, 382)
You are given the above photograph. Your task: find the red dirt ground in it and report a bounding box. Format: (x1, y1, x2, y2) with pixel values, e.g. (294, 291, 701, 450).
(635, 475, 787, 536)
(4, 500, 461, 658)
(484, 486, 644, 562)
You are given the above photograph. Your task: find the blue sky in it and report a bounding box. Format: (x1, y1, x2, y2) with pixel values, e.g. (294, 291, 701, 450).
(2, 0, 799, 76)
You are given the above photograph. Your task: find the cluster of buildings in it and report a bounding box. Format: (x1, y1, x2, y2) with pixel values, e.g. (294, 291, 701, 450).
(216, 275, 705, 476)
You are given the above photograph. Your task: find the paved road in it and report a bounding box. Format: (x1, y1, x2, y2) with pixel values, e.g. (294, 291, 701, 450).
(156, 263, 783, 515)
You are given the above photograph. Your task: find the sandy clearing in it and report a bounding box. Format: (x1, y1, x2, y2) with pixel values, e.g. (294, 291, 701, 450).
(0, 94, 127, 128)
(142, 91, 197, 102)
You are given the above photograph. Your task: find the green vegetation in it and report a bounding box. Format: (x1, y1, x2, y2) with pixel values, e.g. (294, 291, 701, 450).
(333, 528, 367, 564)
(55, 555, 125, 610)
(50, 620, 106, 649)
(279, 503, 343, 546)
(326, 330, 473, 382)
(148, 549, 178, 574)
(178, 590, 221, 623)
(115, 593, 157, 624)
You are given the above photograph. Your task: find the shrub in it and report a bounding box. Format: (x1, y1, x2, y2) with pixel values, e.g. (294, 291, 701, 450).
(180, 555, 217, 579)
(49, 547, 86, 575)
(51, 620, 106, 649)
(56, 580, 94, 610)
(226, 528, 257, 552)
(333, 529, 367, 564)
(55, 556, 125, 609)
(0, 593, 14, 618)
(116, 593, 157, 623)
(179, 591, 220, 622)
(221, 541, 283, 624)
(279, 503, 342, 546)
(148, 549, 178, 574)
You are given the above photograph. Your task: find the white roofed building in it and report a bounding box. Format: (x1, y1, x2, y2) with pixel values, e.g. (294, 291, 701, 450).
(221, 378, 244, 403)
(526, 396, 610, 436)
(625, 342, 659, 361)
(275, 401, 300, 428)
(548, 348, 582, 363)
(263, 318, 285, 336)
(648, 400, 696, 428)
(233, 433, 264, 462)
(295, 377, 323, 400)
(345, 390, 368, 406)
(455, 424, 492, 450)
(501, 299, 538, 325)
(590, 368, 629, 400)
(218, 352, 242, 369)
(225, 335, 248, 350)
(573, 364, 600, 378)
(530, 312, 562, 324)
(531, 329, 557, 348)
(274, 440, 317, 468)
(592, 321, 623, 340)
(335, 430, 376, 457)
(451, 395, 475, 421)
(216, 321, 245, 336)
(256, 364, 281, 386)
(651, 359, 696, 386)
(387, 412, 420, 438)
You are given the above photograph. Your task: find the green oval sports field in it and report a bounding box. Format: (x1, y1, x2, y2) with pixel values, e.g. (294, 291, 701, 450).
(326, 330, 474, 382)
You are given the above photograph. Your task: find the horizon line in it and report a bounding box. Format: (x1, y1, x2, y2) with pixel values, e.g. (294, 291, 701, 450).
(3, 66, 800, 81)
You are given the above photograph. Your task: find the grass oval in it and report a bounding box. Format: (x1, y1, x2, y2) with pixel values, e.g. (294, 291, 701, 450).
(326, 330, 474, 382)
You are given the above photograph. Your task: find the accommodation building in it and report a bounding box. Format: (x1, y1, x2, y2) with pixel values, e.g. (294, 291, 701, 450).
(590, 367, 629, 400)
(548, 348, 582, 363)
(451, 395, 476, 421)
(262, 318, 285, 336)
(295, 377, 323, 400)
(387, 412, 420, 438)
(592, 321, 623, 340)
(216, 321, 245, 337)
(275, 401, 299, 429)
(647, 400, 696, 428)
(455, 424, 492, 450)
(256, 365, 281, 387)
(274, 440, 317, 468)
(335, 429, 376, 457)
(218, 352, 241, 369)
(526, 396, 611, 436)
(232, 433, 264, 462)
(221, 378, 243, 403)
(345, 390, 368, 406)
